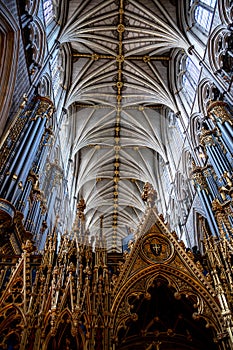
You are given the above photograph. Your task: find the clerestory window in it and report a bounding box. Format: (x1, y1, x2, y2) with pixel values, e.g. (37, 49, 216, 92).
(190, 0, 216, 33)
(51, 52, 61, 98)
(181, 56, 200, 104)
(43, 0, 54, 26)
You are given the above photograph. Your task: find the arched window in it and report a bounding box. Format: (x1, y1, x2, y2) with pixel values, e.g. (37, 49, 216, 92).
(190, 0, 216, 33)
(159, 156, 171, 203)
(51, 57, 60, 97)
(218, 0, 233, 25)
(43, 0, 54, 26)
(209, 27, 233, 88)
(166, 111, 185, 166)
(38, 74, 52, 97)
(51, 49, 63, 99)
(180, 56, 200, 104)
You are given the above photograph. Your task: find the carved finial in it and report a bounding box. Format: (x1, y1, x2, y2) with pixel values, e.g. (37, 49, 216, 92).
(191, 160, 196, 170)
(219, 172, 233, 201)
(212, 198, 223, 212)
(22, 239, 35, 253)
(95, 215, 105, 248)
(100, 215, 103, 242)
(68, 262, 75, 273)
(141, 182, 157, 207)
(223, 171, 232, 188)
(20, 93, 28, 109)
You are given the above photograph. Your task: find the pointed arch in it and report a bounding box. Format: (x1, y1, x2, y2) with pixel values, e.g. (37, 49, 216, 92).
(208, 25, 233, 91)
(111, 213, 225, 349)
(42, 308, 85, 350)
(0, 305, 26, 349)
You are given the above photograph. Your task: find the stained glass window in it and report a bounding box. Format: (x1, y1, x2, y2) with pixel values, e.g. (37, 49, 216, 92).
(190, 0, 216, 33)
(51, 53, 61, 98)
(43, 0, 54, 26)
(182, 57, 199, 103)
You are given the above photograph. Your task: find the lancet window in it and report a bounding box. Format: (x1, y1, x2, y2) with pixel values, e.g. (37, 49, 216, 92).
(159, 156, 171, 203)
(189, 0, 216, 33)
(43, 0, 54, 26)
(180, 56, 200, 104)
(51, 51, 61, 99)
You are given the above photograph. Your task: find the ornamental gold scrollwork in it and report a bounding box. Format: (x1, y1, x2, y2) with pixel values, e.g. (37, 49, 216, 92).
(199, 128, 216, 147)
(202, 166, 214, 179)
(207, 101, 232, 125)
(32, 96, 54, 120)
(191, 168, 208, 191)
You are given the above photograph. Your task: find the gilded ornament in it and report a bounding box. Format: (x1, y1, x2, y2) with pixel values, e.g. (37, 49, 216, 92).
(208, 101, 232, 125)
(116, 81, 123, 88)
(116, 54, 124, 62)
(117, 24, 125, 33)
(199, 128, 215, 147)
(22, 239, 35, 253)
(191, 168, 208, 191)
(91, 53, 99, 61)
(212, 198, 223, 212)
(143, 55, 151, 63)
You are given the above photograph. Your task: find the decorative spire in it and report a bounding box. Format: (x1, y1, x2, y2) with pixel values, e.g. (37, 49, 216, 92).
(77, 197, 86, 222)
(100, 214, 103, 242)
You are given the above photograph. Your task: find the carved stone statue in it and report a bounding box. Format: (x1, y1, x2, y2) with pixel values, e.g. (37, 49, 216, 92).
(141, 182, 157, 207)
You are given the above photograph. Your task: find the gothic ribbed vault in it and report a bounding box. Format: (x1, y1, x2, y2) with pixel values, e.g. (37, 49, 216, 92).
(59, 0, 191, 251)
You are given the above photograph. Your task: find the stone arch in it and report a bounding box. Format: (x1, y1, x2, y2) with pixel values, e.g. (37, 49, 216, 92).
(189, 112, 206, 164)
(25, 0, 39, 16)
(0, 305, 26, 349)
(55, 0, 68, 27)
(0, 3, 20, 137)
(27, 18, 46, 77)
(198, 78, 221, 117)
(218, 0, 233, 25)
(182, 149, 194, 189)
(170, 49, 185, 98)
(178, 0, 216, 45)
(50, 43, 72, 104)
(112, 265, 223, 349)
(170, 49, 200, 112)
(38, 73, 52, 97)
(190, 112, 201, 142)
(177, 0, 191, 35)
(192, 207, 208, 251)
(111, 218, 225, 349)
(208, 25, 233, 88)
(60, 43, 72, 94)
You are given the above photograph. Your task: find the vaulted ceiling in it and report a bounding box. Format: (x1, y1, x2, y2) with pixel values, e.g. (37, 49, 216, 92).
(59, 0, 191, 251)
